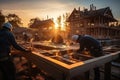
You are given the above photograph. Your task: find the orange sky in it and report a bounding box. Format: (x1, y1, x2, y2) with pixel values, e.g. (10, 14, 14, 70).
(2, 3, 76, 27)
(3, 9, 69, 26)
(0, 0, 120, 27)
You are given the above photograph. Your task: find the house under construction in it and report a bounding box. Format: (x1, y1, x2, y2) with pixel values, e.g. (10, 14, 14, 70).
(67, 4, 120, 39)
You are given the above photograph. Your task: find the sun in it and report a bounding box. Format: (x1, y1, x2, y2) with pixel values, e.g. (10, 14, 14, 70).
(53, 19, 59, 30)
(61, 17, 66, 31)
(53, 17, 66, 31)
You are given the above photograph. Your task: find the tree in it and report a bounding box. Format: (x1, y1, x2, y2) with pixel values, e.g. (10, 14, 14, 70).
(56, 13, 70, 31)
(28, 17, 41, 28)
(0, 10, 5, 29)
(57, 16, 62, 28)
(6, 14, 22, 27)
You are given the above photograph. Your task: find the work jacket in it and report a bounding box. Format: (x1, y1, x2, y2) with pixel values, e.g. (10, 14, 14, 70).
(0, 29, 26, 58)
(78, 35, 103, 57)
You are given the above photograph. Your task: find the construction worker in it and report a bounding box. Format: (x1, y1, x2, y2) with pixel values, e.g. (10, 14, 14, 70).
(0, 22, 31, 80)
(51, 34, 64, 44)
(71, 34, 103, 80)
(23, 31, 29, 43)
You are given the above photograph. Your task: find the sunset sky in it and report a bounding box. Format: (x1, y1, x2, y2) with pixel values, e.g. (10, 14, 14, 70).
(0, 0, 120, 27)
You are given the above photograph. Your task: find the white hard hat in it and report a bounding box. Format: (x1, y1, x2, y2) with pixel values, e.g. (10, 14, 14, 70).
(3, 22, 13, 30)
(71, 35, 79, 42)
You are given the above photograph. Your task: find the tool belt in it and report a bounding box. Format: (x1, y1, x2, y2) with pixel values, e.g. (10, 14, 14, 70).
(0, 56, 10, 62)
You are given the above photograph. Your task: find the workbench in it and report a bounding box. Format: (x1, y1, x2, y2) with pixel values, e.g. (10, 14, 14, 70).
(13, 42, 120, 80)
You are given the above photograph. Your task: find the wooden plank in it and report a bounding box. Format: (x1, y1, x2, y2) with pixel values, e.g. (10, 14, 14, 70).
(12, 50, 120, 80)
(22, 53, 64, 80)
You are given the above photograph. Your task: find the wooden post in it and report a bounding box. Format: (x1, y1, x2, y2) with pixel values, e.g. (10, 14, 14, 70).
(104, 62, 111, 80)
(0, 71, 3, 80)
(84, 71, 90, 80)
(27, 61, 33, 79)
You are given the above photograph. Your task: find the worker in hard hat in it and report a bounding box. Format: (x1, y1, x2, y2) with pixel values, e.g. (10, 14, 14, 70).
(0, 22, 31, 80)
(71, 34, 103, 80)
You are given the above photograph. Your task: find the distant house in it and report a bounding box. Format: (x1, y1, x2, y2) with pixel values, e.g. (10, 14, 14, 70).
(67, 4, 120, 39)
(30, 19, 54, 29)
(29, 19, 55, 40)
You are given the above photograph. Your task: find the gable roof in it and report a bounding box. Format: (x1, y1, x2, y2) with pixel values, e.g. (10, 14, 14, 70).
(30, 19, 54, 28)
(67, 7, 117, 22)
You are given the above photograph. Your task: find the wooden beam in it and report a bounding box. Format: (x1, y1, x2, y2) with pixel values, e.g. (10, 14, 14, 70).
(104, 62, 111, 80)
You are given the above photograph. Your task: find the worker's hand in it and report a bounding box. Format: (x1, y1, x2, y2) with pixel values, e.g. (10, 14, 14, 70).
(25, 48, 32, 53)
